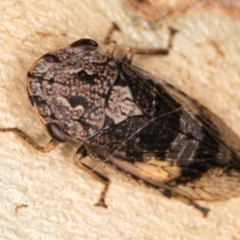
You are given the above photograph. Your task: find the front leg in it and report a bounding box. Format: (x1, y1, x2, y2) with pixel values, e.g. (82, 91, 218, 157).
(0, 127, 59, 153)
(73, 145, 110, 208)
(122, 27, 178, 64)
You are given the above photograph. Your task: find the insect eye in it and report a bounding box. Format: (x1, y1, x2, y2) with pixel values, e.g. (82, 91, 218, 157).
(46, 122, 67, 143)
(78, 70, 87, 79)
(70, 38, 98, 52)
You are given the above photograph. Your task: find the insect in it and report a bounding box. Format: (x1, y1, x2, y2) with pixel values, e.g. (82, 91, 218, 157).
(1, 25, 240, 217)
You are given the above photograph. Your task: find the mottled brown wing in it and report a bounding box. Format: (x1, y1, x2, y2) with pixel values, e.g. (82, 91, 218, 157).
(129, 63, 240, 156)
(85, 61, 240, 202)
(86, 140, 240, 202)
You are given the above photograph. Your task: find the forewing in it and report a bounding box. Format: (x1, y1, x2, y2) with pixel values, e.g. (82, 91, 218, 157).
(87, 135, 240, 202)
(128, 63, 240, 156)
(86, 61, 240, 202)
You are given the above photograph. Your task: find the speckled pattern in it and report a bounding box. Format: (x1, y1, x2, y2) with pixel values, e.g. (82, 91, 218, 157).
(27, 37, 240, 215)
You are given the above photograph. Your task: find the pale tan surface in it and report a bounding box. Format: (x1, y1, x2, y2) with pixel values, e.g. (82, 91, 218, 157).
(0, 1, 240, 240)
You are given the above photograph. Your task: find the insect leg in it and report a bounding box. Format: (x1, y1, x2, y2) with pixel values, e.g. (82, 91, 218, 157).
(73, 145, 110, 208)
(104, 22, 120, 44)
(0, 128, 59, 153)
(104, 22, 121, 56)
(190, 201, 210, 217)
(162, 190, 210, 217)
(176, 197, 210, 217)
(122, 27, 178, 64)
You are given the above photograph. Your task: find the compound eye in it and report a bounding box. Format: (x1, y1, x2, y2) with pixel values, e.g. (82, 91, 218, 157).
(46, 122, 67, 143)
(70, 38, 98, 52)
